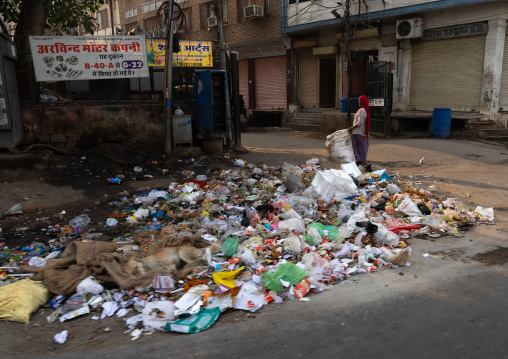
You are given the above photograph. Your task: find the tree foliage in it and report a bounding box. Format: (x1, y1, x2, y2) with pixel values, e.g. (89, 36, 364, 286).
(0, 0, 108, 35)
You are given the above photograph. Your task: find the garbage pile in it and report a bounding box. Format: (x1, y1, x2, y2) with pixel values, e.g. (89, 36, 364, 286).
(0, 159, 495, 342)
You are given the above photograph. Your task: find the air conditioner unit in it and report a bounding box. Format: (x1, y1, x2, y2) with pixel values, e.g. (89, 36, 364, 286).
(244, 5, 264, 19)
(207, 16, 218, 27)
(396, 18, 423, 39)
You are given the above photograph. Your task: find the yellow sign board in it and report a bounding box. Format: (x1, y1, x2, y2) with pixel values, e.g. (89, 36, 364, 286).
(146, 40, 213, 67)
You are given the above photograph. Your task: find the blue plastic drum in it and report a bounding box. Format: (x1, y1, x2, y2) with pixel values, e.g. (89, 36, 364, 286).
(431, 108, 452, 139)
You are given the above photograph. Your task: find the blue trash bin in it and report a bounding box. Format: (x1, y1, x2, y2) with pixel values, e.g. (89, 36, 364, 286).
(431, 108, 452, 139)
(351, 96, 360, 113)
(340, 98, 348, 113)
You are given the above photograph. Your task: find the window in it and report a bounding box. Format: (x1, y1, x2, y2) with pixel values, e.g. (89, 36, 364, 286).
(125, 7, 138, 18)
(175, 8, 192, 33)
(98, 9, 109, 29)
(200, 1, 227, 28)
(142, 1, 162, 13)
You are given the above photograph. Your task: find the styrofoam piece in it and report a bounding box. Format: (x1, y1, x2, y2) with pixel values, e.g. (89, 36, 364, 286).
(341, 161, 361, 177)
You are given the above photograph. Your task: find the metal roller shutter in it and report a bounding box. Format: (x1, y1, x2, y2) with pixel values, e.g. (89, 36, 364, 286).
(498, 41, 508, 110)
(239, 60, 249, 108)
(411, 36, 485, 111)
(254, 56, 287, 109)
(299, 49, 318, 108)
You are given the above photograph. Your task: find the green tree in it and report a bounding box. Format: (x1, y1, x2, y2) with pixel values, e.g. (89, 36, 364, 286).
(0, 0, 107, 103)
(0, 0, 107, 55)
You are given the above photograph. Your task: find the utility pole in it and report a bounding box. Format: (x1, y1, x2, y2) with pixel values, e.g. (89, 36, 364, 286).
(164, 0, 175, 157)
(217, 0, 234, 149)
(345, 0, 353, 126)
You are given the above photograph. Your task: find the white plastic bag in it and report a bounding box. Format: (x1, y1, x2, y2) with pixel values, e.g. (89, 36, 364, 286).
(76, 276, 104, 295)
(142, 301, 176, 331)
(278, 218, 306, 233)
(397, 197, 422, 216)
(474, 206, 494, 221)
(325, 129, 355, 163)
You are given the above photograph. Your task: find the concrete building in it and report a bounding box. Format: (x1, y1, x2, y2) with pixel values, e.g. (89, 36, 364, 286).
(281, 0, 508, 135)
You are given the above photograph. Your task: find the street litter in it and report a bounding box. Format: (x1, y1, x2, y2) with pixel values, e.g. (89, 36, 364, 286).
(0, 158, 496, 341)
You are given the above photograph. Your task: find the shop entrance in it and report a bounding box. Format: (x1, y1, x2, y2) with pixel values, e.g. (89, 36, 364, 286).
(319, 57, 336, 108)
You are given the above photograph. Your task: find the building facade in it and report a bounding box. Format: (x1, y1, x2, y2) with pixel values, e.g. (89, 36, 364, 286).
(116, 0, 288, 110)
(281, 0, 508, 124)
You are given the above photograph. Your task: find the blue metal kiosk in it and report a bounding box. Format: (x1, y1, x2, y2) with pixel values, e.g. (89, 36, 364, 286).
(193, 70, 228, 139)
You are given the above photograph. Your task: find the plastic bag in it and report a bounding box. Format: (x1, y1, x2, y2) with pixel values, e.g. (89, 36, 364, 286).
(325, 129, 355, 163)
(166, 307, 221, 334)
(142, 301, 176, 331)
(69, 214, 91, 228)
(284, 174, 304, 193)
(220, 236, 239, 257)
(261, 262, 307, 292)
(0, 279, 51, 323)
(212, 267, 244, 288)
(306, 227, 322, 246)
(397, 197, 422, 216)
(277, 218, 306, 233)
(474, 206, 494, 222)
(76, 276, 104, 295)
(283, 235, 303, 254)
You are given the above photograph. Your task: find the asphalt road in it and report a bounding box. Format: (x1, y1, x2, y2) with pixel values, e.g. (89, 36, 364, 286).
(27, 131, 508, 359)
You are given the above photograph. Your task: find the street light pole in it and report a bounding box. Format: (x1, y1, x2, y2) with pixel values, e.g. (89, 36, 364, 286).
(217, 0, 233, 149)
(165, 0, 175, 157)
(345, 0, 353, 126)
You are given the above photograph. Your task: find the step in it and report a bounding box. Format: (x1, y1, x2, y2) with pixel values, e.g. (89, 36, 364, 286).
(478, 128, 508, 138)
(466, 121, 499, 130)
(289, 116, 321, 125)
(284, 123, 321, 132)
(300, 108, 327, 113)
(294, 112, 322, 119)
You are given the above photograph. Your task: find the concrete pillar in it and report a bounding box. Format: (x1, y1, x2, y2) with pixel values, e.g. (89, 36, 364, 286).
(394, 39, 411, 111)
(480, 18, 506, 114)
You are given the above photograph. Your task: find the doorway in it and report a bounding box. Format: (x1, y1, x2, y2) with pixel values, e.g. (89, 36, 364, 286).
(319, 57, 336, 108)
(342, 50, 378, 97)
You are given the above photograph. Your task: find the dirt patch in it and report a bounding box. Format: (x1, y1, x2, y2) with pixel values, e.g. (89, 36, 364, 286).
(471, 247, 508, 266)
(429, 249, 466, 261)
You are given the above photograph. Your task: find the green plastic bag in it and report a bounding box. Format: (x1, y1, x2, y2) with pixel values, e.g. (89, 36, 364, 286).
(327, 226, 340, 240)
(166, 307, 221, 334)
(307, 223, 327, 237)
(261, 262, 307, 292)
(308, 222, 340, 241)
(220, 236, 239, 257)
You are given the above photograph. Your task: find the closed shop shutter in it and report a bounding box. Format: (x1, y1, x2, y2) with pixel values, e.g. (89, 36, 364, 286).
(254, 56, 287, 109)
(239, 60, 249, 108)
(498, 41, 508, 110)
(411, 36, 485, 111)
(299, 49, 318, 108)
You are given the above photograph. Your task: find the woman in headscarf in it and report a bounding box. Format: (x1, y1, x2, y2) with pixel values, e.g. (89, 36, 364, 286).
(348, 95, 370, 165)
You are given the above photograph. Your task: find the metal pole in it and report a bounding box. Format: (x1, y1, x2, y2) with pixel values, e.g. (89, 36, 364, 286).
(231, 52, 241, 146)
(345, 0, 353, 126)
(217, 0, 233, 148)
(165, 0, 175, 157)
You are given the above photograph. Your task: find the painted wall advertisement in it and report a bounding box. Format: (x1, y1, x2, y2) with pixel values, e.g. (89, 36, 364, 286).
(29, 36, 149, 82)
(147, 40, 213, 67)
